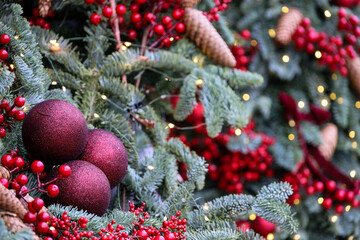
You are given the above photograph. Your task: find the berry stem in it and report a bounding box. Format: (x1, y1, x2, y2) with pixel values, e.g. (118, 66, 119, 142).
(135, 26, 151, 88)
(149, 24, 176, 49)
(110, 0, 122, 50)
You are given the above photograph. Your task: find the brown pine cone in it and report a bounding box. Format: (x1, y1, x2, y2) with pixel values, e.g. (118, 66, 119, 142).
(0, 166, 11, 180)
(346, 56, 360, 96)
(0, 184, 27, 219)
(180, 0, 201, 8)
(275, 8, 303, 46)
(0, 212, 41, 240)
(318, 123, 338, 160)
(183, 8, 236, 68)
(39, 0, 52, 17)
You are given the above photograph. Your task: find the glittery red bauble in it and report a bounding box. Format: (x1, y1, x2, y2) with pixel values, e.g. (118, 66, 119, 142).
(250, 216, 276, 236)
(22, 99, 88, 164)
(47, 160, 111, 216)
(78, 129, 128, 188)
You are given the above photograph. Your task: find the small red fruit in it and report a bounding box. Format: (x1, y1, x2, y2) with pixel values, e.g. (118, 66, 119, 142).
(131, 13, 142, 23)
(59, 164, 71, 178)
(16, 174, 28, 186)
(36, 221, 49, 234)
(1, 155, 13, 168)
(102, 7, 113, 18)
(175, 22, 185, 33)
(24, 212, 37, 223)
(14, 110, 25, 121)
(47, 184, 60, 197)
(0, 99, 9, 109)
(32, 198, 45, 212)
(0, 34, 10, 45)
(164, 232, 176, 240)
(14, 97, 25, 107)
(0, 128, 6, 138)
(172, 9, 184, 20)
(13, 156, 24, 168)
(322, 198, 333, 210)
(115, 4, 126, 15)
(0, 178, 9, 188)
(31, 160, 44, 174)
(84, 0, 95, 4)
(161, 16, 172, 25)
(90, 13, 101, 25)
(154, 24, 165, 35)
(326, 180, 337, 192)
(0, 49, 8, 60)
(241, 29, 251, 40)
(127, 30, 137, 40)
(37, 212, 50, 222)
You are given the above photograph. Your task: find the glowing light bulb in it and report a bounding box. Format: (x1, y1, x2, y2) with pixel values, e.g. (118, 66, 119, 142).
(331, 215, 338, 223)
(147, 165, 154, 170)
(203, 203, 210, 210)
(101, 95, 107, 100)
(345, 205, 351, 212)
(289, 120, 296, 127)
(51, 81, 57, 85)
(235, 128, 242, 136)
(249, 214, 256, 221)
(317, 85, 325, 93)
(321, 99, 328, 107)
(282, 54, 290, 63)
(167, 123, 175, 129)
(337, 97, 344, 104)
(268, 29, 276, 38)
(330, 93, 337, 100)
(324, 10, 331, 18)
(193, 57, 199, 63)
(196, 79, 204, 86)
(318, 197, 324, 204)
(355, 101, 360, 109)
(349, 131, 356, 139)
(282, 6, 289, 13)
(267, 233, 274, 240)
(93, 113, 100, 118)
(124, 41, 132, 47)
(350, 170, 356, 178)
(332, 73, 338, 80)
(294, 234, 301, 240)
(251, 40, 258, 46)
(288, 134, 295, 141)
(242, 93, 250, 101)
(315, 51, 322, 59)
(298, 101, 305, 108)
(352, 142, 358, 149)
(62, 86, 67, 92)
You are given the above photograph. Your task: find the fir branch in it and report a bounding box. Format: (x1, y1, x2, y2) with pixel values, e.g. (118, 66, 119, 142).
(185, 228, 241, 240)
(173, 74, 198, 121)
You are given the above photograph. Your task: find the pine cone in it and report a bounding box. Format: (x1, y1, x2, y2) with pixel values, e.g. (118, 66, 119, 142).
(275, 8, 303, 46)
(39, 0, 52, 17)
(318, 123, 338, 160)
(346, 57, 360, 96)
(180, 0, 201, 8)
(0, 166, 11, 180)
(0, 184, 27, 219)
(183, 8, 236, 68)
(0, 212, 41, 240)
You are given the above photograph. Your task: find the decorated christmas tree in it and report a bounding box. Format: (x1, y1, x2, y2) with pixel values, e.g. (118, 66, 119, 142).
(0, 0, 360, 239)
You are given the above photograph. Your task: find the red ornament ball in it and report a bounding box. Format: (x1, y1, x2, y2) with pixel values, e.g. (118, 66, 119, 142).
(22, 99, 88, 165)
(250, 216, 276, 236)
(47, 160, 111, 216)
(79, 129, 128, 188)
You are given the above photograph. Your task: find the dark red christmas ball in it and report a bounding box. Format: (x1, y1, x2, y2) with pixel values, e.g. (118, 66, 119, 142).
(47, 160, 111, 216)
(22, 99, 88, 164)
(250, 216, 276, 236)
(78, 129, 128, 188)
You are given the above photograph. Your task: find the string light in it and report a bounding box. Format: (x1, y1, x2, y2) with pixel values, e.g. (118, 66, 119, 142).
(330, 93, 337, 100)
(235, 128, 242, 136)
(268, 29, 276, 38)
(20, 53, 24, 57)
(9, 64, 15, 70)
(293, 199, 300, 205)
(204, 216, 210, 221)
(51, 81, 57, 85)
(345, 205, 351, 212)
(337, 97, 344, 104)
(163, 216, 167, 221)
(289, 120, 296, 127)
(169, 37, 174, 42)
(332, 73, 338, 80)
(242, 93, 250, 101)
(101, 95, 108, 100)
(355, 101, 360, 109)
(196, 79, 204, 86)
(321, 99, 328, 107)
(349, 236, 354, 240)
(331, 215, 338, 223)
(352, 141, 358, 148)
(124, 41, 132, 47)
(62, 86, 67, 92)
(349, 131, 356, 138)
(350, 170, 356, 178)
(164, 77, 169, 81)
(192, 57, 199, 63)
(324, 10, 332, 18)
(121, 45, 128, 51)
(249, 214, 256, 221)
(203, 203, 210, 210)
(147, 165, 154, 170)
(315, 51, 322, 59)
(93, 113, 100, 118)
(14, 35, 19, 39)
(282, 54, 290, 63)
(267, 233, 274, 240)
(50, 39, 61, 52)
(318, 197, 324, 204)
(298, 101, 305, 108)
(288, 133, 295, 141)
(167, 123, 175, 129)
(251, 40, 258, 46)
(294, 234, 301, 240)
(317, 85, 325, 93)
(281, 6, 289, 13)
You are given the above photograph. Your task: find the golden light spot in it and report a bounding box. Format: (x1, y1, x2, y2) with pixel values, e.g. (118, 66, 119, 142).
(251, 40, 258, 46)
(294, 234, 301, 240)
(51, 81, 57, 85)
(121, 45, 128, 51)
(50, 39, 57, 45)
(282, 6, 289, 13)
(193, 57, 199, 63)
(289, 120, 296, 127)
(317, 85, 325, 93)
(9, 64, 15, 70)
(321, 99, 328, 107)
(318, 197, 324, 204)
(293, 199, 300, 205)
(352, 142, 357, 149)
(14, 35, 19, 39)
(330, 93, 337, 100)
(268, 29, 276, 38)
(350, 170, 356, 178)
(163, 216, 167, 221)
(169, 37, 174, 42)
(324, 10, 332, 18)
(315, 51, 322, 59)
(20, 53, 24, 57)
(337, 97, 344, 104)
(282, 54, 290, 63)
(267, 233, 274, 240)
(196, 79, 204, 86)
(147, 165, 154, 170)
(164, 77, 169, 81)
(332, 73, 338, 80)
(349, 236, 354, 240)
(249, 214, 256, 221)
(349, 131, 356, 139)
(331, 215, 338, 223)
(93, 113, 100, 118)
(355, 101, 360, 109)
(204, 216, 210, 221)
(62, 86, 67, 92)
(235, 128, 242, 136)
(345, 205, 351, 212)
(288, 134, 295, 141)
(242, 93, 250, 101)
(124, 41, 132, 47)
(203, 203, 210, 210)
(101, 95, 107, 100)
(167, 123, 175, 129)
(298, 101, 305, 109)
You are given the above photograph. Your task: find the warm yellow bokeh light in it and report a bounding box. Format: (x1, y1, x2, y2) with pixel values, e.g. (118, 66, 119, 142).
(249, 213, 257, 221)
(318, 197, 324, 204)
(282, 54, 290, 63)
(282, 6, 289, 13)
(355, 101, 360, 109)
(321, 99, 328, 107)
(350, 170, 356, 178)
(317, 85, 325, 93)
(243, 93, 250, 101)
(330, 93, 337, 100)
(267, 233, 274, 240)
(349, 131, 356, 139)
(337, 97, 344, 104)
(268, 29, 276, 38)
(331, 215, 338, 223)
(315, 51, 322, 59)
(288, 134, 295, 141)
(235, 128, 242, 136)
(324, 10, 332, 18)
(298, 101, 305, 108)
(289, 120, 296, 127)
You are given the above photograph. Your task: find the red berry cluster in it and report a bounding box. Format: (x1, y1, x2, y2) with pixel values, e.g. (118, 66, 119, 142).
(202, 0, 232, 21)
(169, 101, 275, 194)
(231, 30, 258, 71)
(24, 198, 52, 235)
(0, 151, 71, 198)
(27, 8, 55, 29)
(334, 0, 360, 8)
(88, 0, 187, 48)
(0, 33, 10, 61)
(284, 164, 360, 214)
(0, 97, 26, 138)
(291, 8, 360, 76)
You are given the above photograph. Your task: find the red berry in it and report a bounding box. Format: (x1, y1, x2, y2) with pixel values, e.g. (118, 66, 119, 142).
(0, 49, 8, 60)
(163, 38, 172, 48)
(301, 17, 311, 27)
(136, 0, 146, 3)
(164, 232, 176, 240)
(59, 164, 72, 178)
(42, 22, 50, 29)
(127, 30, 137, 40)
(36, 221, 49, 235)
(6, 106, 16, 117)
(102, 7, 113, 18)
(0, 114, 3, 124)
(154, 24, 165, 35)
(0, 128, 6, 138)
(31, 160, 44, 174)
(13, 156, 24, 168)
(162, 16, 172, 25)
(32, 198, 45, 212)
(322, 198, 333, 210)
(175, 22, 186, 33)
(326, 180, 337, 192)
(44, 238, 54, 240)
(90, 13, 101, 25)
(11, 181, 20, 191)
(241, 29, 251, 40)
(172, 9, 184, 20)
(14, 110, 25, 121)
(0, 99, 9, 109)
(24, 212, 37, 223)
(116, 4, 126, 15)
(306, 185, 315, 195)
(349, 14, 359, 25)
(144, 12, 155, 22)
(14, 97, 25, 107)
(37, 212, 50, 222)
(335, 189, 346, 202)
(16, 174, 28, 186)
(35, 18, 45, 27)
(338, 7, 347, 18)
(1, 155, 13, 168)
(130, 3, 140, 12)
(154, 236, 165, 240)
(0, 178, 9, 188)
(131, 13, 142, 23)
(335, 204, 344, 214)
(352, 198, 360, 208)
(84, 0, 95, 4)
(346, 191, 355, 202)
(0, 34, 10, 45)
(32, 8, 39, 18)
(47, 184, 60, 197)
(136, 230, 148, 240)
